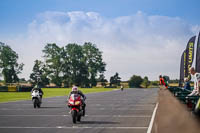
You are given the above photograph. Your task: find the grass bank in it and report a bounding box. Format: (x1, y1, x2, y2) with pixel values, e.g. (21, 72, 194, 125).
(0, 87, 117, 103)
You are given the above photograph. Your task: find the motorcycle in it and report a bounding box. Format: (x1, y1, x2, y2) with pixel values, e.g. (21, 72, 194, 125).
(120, 86, 124, 91)
(31, 90, 42, 108)
(68, 94, 84, 123)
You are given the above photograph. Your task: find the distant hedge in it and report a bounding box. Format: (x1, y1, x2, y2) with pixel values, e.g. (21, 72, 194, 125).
(104, 86, 117, 88)
(17, 86, 33, 92)
(0, 86, 34, 92)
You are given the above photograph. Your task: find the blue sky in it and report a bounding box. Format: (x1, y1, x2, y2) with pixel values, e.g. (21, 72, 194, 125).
(0, 0, 200, 80)
(1, 0, 200, 36)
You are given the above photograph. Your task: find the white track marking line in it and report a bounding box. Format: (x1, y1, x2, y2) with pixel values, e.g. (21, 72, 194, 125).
(0, 115, 151, 118)
(0, 115, 70, 117)
(0, 126, 148, 129)
(0, 108, 62, 110)
(147, 102, 158, 133)
(0, 104, 155, 107)
(98, 108, 153, 111)
(0, 108, 153, 111)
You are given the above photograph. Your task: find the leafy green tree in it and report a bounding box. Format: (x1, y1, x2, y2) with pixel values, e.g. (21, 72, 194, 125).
(64, 43, 88, 87)
(41, 42, 106, 87)
(0, 42, 24, 83)
(98, 74, 108, 87)
(30, 60, 49, 87)
(19, 78, 26, 82)
(110, 72, 121, 86)
(82, 42, 106, 87)
(151, 81, 159, 86)
(42, 43, 63, 87)
(110, 76, 114, 86)
(142, 76, 151, 88)
(59, 46, 70, 87)
(129, 75, 143, 88)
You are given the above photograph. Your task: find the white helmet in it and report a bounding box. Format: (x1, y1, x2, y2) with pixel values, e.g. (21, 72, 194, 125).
(72, 86, 78, 92)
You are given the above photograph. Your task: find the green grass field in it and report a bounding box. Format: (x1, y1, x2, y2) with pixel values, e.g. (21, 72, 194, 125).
(0, 88, 117, 103)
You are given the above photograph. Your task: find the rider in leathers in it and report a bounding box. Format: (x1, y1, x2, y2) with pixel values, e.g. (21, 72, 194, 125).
(68, 86, 86, 116)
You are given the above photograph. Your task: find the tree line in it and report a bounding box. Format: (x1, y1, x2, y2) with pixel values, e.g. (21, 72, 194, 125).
(0, 42, 106, 87)
(0, 42, 24, 83)
(0, 41, 155, 88)
(129, 75, 152, 88)
(31, 42, 107, 87)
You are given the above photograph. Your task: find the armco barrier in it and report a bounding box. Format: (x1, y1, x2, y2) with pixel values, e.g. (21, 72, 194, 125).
(17, 86, 33, 92)
(0, 86, 8, 92)
(0, 86, 33, 92)
(168, 86, 200, 114)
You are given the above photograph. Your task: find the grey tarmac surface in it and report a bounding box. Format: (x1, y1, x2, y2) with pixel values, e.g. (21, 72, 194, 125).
(0, 88, 158, 133)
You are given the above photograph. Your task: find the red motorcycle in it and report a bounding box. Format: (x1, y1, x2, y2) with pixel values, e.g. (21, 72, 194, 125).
(68, 94, 84, 123)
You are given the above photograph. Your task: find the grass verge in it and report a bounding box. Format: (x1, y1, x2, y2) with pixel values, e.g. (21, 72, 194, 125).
(0, 88, 117, 103)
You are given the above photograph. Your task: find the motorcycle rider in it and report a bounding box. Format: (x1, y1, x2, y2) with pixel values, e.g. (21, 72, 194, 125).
(31, 85, 44, 99)
(68, 86, 86, 116)
(120, 85, 124, 91)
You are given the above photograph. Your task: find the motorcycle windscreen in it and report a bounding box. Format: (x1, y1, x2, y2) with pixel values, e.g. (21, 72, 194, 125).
(70, 94, 81, 100)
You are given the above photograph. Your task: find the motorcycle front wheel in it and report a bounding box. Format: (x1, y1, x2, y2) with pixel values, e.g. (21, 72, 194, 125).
(33, 99, 37, 108)
(71, 110, 77, 124)
(77, 114, 81, 122)
(37, 103, 41, 108)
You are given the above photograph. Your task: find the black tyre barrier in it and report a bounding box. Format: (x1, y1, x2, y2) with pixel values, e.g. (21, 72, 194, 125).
(168, 86, 200, 115)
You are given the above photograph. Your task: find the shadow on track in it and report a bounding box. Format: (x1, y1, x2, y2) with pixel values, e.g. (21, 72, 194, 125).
(40, 107, 63, 109)
(79, 121, 119, 124)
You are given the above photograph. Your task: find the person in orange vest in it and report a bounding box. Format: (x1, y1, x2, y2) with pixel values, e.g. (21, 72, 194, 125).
(159, 75, 168, 89)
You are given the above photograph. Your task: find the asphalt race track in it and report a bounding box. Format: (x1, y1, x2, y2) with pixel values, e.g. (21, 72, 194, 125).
(0, 88, 157, 133)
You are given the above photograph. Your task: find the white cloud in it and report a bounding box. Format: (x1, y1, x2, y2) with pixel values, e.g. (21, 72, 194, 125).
(2, 11, 200, 81)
